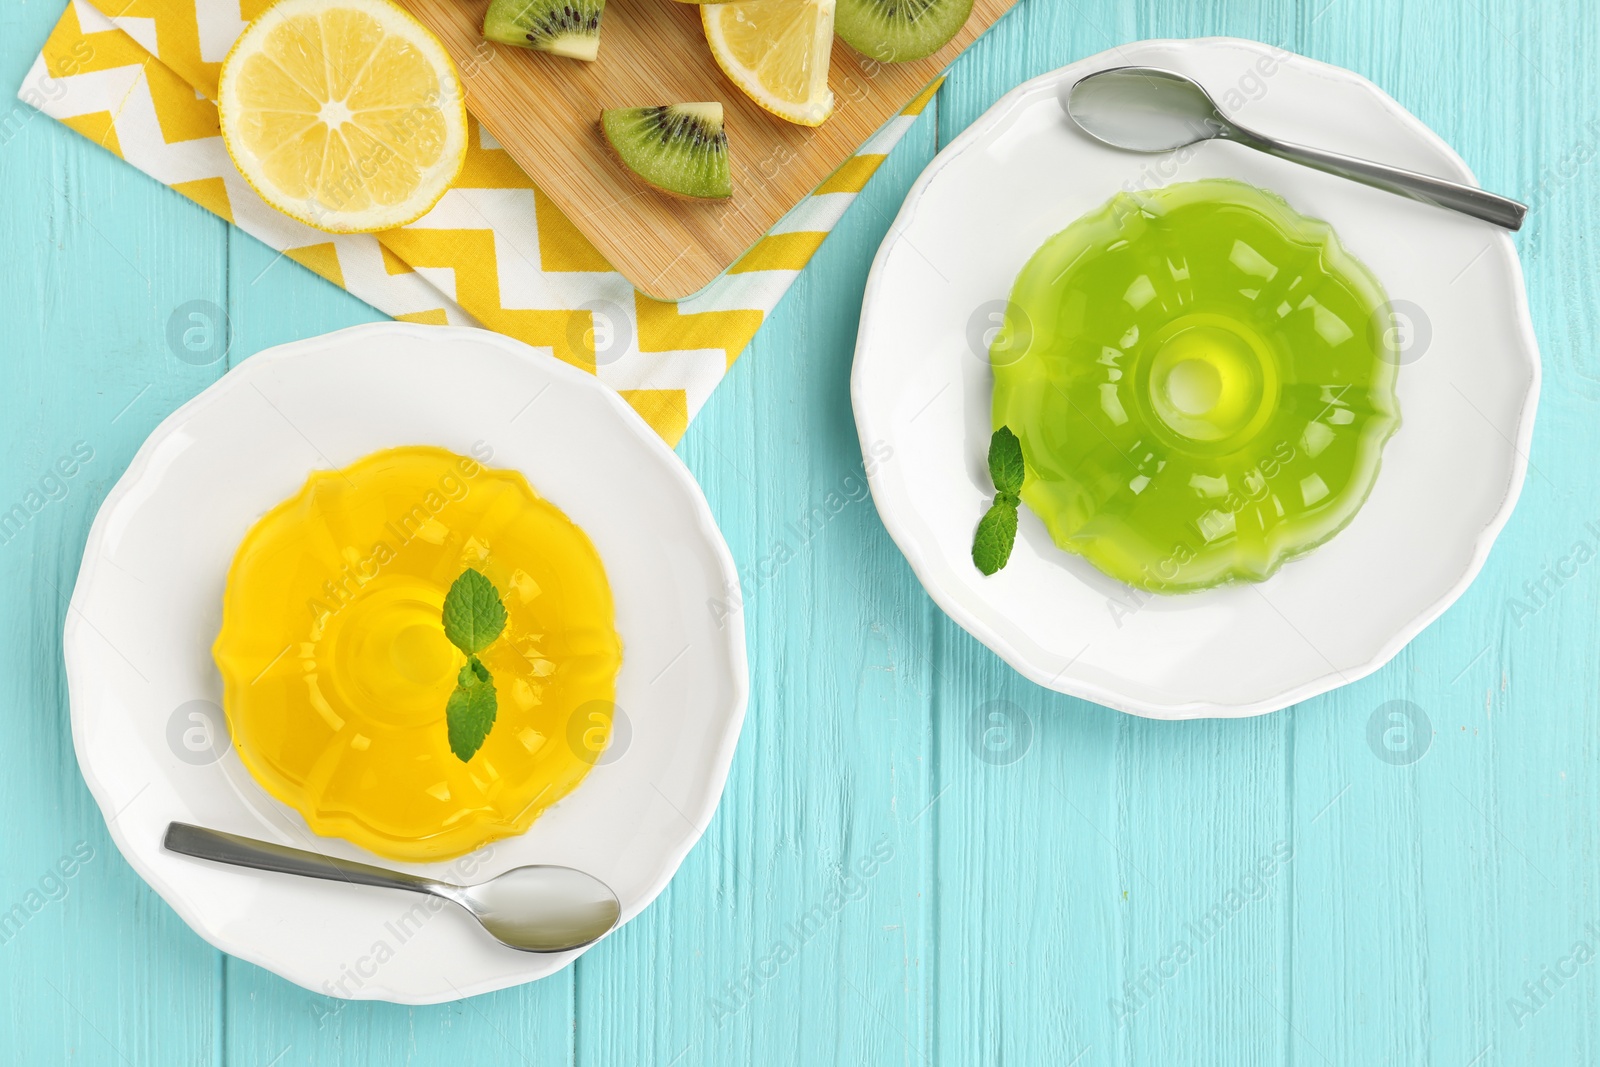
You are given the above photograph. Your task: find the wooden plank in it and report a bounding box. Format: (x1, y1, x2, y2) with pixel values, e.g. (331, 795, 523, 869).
(1290, 0, 1600, 1063)
(396, 0, 1017, 299)
(574, 111, 941, 1063)
(929, 1, 1300, 1063)
(0, 38, 226, 1060)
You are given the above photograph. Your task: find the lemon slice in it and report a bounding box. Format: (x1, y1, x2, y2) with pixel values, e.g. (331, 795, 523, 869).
(218, 0, 468, 233)
(703, 0, 836, 127)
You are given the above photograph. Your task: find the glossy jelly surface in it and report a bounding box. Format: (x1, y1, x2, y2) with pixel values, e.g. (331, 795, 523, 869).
(991, 179, 1401, 593)
(213, 446, 624, 861)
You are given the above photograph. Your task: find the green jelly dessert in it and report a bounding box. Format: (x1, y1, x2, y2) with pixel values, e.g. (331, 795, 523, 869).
(991, 179, 1400, 593)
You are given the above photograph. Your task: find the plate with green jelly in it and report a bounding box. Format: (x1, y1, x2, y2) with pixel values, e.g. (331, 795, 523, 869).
(851, 38, 1539, 719)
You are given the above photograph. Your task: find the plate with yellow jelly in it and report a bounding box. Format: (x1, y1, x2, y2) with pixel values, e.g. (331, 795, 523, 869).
(852, 38, 1540, 718)
(64, 323, 747, 1002)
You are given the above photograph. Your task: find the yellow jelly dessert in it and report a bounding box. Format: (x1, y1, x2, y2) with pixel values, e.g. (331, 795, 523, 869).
(992, 179, 1401, 592)
(213, 446, 623, 861)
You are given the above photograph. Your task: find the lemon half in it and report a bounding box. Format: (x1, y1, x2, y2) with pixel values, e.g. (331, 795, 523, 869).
(703, 0, 836, 127)
(218, 0, 468, 233)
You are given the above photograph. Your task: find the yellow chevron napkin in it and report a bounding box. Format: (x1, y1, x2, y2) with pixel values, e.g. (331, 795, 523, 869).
(19, 0, 940, 444)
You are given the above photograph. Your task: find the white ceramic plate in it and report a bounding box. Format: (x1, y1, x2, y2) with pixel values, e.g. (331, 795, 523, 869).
(852, 38, 1539, 718)
(65, 323, 748, 1003)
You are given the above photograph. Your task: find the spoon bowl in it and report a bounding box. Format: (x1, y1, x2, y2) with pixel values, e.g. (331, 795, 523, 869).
(450, 864, 622, 952)
(164, 821, 621, 954)
(1064, 66, 1226, 152)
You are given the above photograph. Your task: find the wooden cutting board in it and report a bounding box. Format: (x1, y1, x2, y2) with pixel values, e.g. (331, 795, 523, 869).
(396, 0, 1018, 300)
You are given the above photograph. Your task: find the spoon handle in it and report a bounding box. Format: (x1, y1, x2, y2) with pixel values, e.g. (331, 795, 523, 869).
(1233, 128, 1527, 230)
(164, 822, 445, 897)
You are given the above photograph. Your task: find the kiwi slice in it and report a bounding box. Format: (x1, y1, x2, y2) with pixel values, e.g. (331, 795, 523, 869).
(601, 104, 732, 201)
(836, 0, 973, 63)
(483, 0, 606, 62)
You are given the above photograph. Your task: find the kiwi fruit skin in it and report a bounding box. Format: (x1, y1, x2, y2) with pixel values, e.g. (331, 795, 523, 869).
(601, 104, 732, 201)
(835, 0, 974, 63)
(483, 0, 606, 61)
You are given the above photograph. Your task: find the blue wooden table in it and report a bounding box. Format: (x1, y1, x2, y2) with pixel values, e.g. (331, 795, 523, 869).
(3, 0, 1596, 1062)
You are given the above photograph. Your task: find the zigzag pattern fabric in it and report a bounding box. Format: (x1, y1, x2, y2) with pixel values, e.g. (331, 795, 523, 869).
(18, 0, 940, 444)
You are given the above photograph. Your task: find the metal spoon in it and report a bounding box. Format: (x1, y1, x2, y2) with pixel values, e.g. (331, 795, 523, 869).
(1064, 66, 1526, 230)
(163, 821, 620, 953)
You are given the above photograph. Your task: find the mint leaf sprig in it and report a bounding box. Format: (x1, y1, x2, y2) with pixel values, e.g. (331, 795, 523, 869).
(972, 426, 1026, 576)
(442, 566, 507, 654)
(441, 568, 508, 761)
